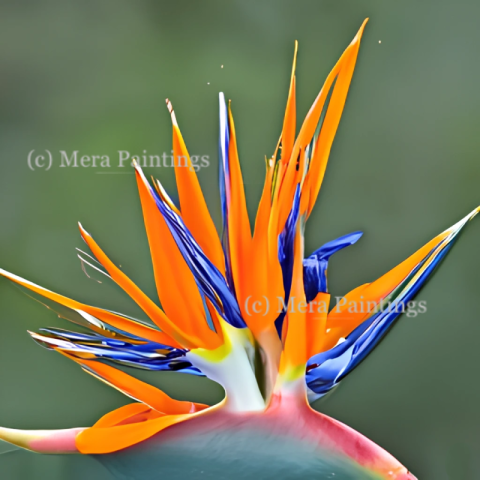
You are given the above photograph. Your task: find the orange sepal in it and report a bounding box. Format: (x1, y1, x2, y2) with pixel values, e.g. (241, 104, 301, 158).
(167, 100, 226, 274)
(279, 41, 298, 166)
(0, 268, 175, 347)
(76, 413, 191, 454)
(135, 167, 222, 350)
(78, 224, 196, 349)
(60, 352, 209, 414)
(92, 403, 163, 428)
(245, 158, 284, 335)
(225, 101, 252, 315)
(307, 19, 368, 215)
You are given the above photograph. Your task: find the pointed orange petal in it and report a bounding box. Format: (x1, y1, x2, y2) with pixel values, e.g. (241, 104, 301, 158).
(270, 146, 305, 241)
(0, 268, 176, 346)
(61, 353, 208, 414)
(225, 101, 252, 312)
(279, 41, 298, 166)
(253, 157, 274, 243)
(264, 21, 368, 243)
(78, 224, 196, 349)
(244, 150, 286, 336)
(135, 167, 222, 350)
(76, 413, 191, 454)
(167, 100, 226, 274)
(307, 19, 368, 215)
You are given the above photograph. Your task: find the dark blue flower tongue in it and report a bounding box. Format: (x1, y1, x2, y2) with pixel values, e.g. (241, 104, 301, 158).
(275, 186, 301, 336)
(303, 231, 363, 302)
(30, 328, 202, 375)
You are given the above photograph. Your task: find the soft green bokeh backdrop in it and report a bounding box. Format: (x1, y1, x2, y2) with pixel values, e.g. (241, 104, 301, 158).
(1, 1, 480, 478)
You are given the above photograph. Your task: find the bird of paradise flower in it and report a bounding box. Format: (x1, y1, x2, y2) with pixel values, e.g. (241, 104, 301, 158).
(0, 19, 477, 479)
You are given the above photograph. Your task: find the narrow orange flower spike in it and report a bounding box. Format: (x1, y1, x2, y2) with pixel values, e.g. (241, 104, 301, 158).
(222, 100, 252, 316)
(307, 19, 368, 216)
(280, 40, 298, 167)
(248, 158, 284, 336)
(58, 353, 207, 414)
(135, 165, 223, 350)
(76, 413, 192, 454)
(167, 99, 226, 274)
(248, 155, 284, 396)
(78, 223, 197, 349)
(0, 268, 175, 346)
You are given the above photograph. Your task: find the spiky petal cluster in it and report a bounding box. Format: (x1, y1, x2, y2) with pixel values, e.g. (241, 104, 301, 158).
(0, 19, 477, 479)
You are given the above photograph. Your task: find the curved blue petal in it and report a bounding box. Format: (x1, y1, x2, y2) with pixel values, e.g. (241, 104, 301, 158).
(303, 231, 363, 302)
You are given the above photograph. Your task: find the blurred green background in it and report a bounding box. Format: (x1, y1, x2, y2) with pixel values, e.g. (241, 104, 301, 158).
(1, 1, 480, 478)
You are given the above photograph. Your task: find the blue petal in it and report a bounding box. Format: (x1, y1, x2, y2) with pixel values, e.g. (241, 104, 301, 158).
(218, 92, 236, 296)
(303, 231, 363, 302)
(274, 185, 301, 336)
(32, 328, 203, 375)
